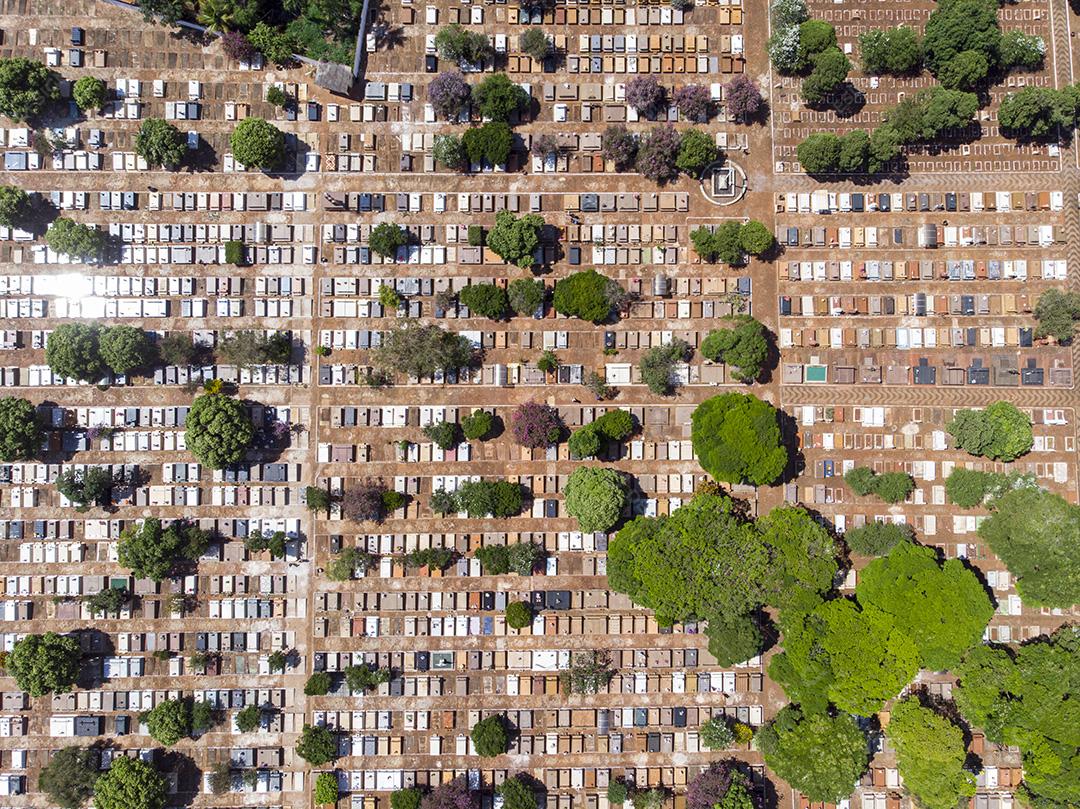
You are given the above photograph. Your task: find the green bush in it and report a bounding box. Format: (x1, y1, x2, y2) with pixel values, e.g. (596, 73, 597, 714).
(473, 73, 529, 121)
(690, 394, 787, 485)
(945, 467, 1000, 507)
(462, 410, 494, 440)
(370, 223, 407, 258)
(73, 76, 106, 112)
(315, 772, 339, 805)
(459, 283, 510, 319)
(0, 57, 59, 121)
(304, 672, 332, 696)
(296, 724, 337, 766)
(843, 521, 914, 555)
(844, 466, 877, 495)
(392, 788, 423, 809)
(486, 211, 544, 269)
(467, 225, 484, 246)
(553, 269, 623, 322)
(224, 240, 246, 265)
(470, 715, 508, 756)
(508, 278, 545, 315)
(475, 542, 543, 575)
(640, 339, 691, 395)
(700, 716, 735, 750)
(422, 420, 459, 450)
(675, 128, 718, 175)
(607, 782, 629, 805)
(565, 467, 628, 532)
(700, 316, 770, 382)
(505, 600, 533, 629)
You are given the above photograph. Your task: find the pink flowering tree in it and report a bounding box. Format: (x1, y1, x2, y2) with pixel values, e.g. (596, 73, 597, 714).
(221, 31, 257, 62)
(511, 402, 563, 448)
(601, 125, 638, 170)
(636, 125, 680, 183)
(674, 84, 712, 122)
(626, 76, 667, 118)
(724, 75, 766, 121)
(428, 71, 472, 120)
(421, 778, 477, 809)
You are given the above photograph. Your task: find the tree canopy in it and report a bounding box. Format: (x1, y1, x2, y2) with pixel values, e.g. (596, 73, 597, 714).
(117, 518, 210, 581)
(428, 70, 471, 119)
(38, 746, 99, 809)
(757, 706, 870, 803)
(889, 698, 977, 809)
(0, 57, 59, 121)
(473, 73, 529, 121)
(553, 269, 623, 323)
(0, 185, 29, 227)
(144, 698, 191, 745)
(185, 393, 255, 468)
(93, 756, 167, 809)
(498, 777, 537, 809)
(0, 396, 41, 461)
(296, 724, 338, 765)
(564, 467, 628, 532)
(230, 117, 285, 169)
(99, 325, 153, 375)
(860, 27, 922, 75)
(976, 487, 1080, 607)
(8, 632, 82, 696)
(690, 393, 788, 486)
(377, 324, 475, 379)
(843, 521, 915, 556)
(46, 218, 106, 262)
(435, 24, 493, 66)
(701, 316, 771, 382)
(369, 222, 407, 258)
(1034, 289, 1080, 343)
(462, 121, 512, 166)
(470, 715, 509, 756)
(134, 118, 186, 169)
(947, 402, 1033, 461)
(486, 211, 543, 268)
(46, 324, 105, 381)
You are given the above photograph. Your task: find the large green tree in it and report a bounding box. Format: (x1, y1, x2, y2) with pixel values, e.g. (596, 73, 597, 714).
(93, 756, 167, 809)
(889, 698, 977, 809)
(100, 326, 153, 375)
(144, 698, 191, 746)
(1034, 289, 1080, 343)
(0, 185, 29, 227)
(700, 316, 770, 383)
(947, 401, 1033, 461)
(473, 73, 529, 121)
(0, 397, 41, 461)
(0, 57, 59, 121)
(486, 211, 543, 269)
(376, 324, 475, 378)
(230, 117, 285, 170)
(46, 324, 104, 381)
(757, 706, 871, 803)
(976, 488, 1080, 607)
(564, 467, 628, 533)
(185, 394, 255, 468)
(117, 518, 210, 581)
(8, 632, 82, 696)
(552, 270, 623, 323)
(296, 724, 338, 765)
(690, 393, 788, 485)
(470, 715, 509, 756)
(45, 219, 106, 262)
(855, 541, 994, 671)
(134, 118, 186, 169)
(38, 746, 99, 809)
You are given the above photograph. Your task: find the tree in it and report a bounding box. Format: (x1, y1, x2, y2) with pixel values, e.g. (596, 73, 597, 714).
(39, 746, 99, 809)
(422, 778, 475, 809)
(134, 118, 185, 169)
(691, 224, 743, 265)
(601, 124, 639, 169)
(1034, 288, 1080, 342)
(868, 125, 903, 172)
(565, 467, 627, 532)
(462, 410, 494, 440)
(938, 49, 990, 91)
(802, 47, 850, 106)
(0, 185, 28, 227)
(378, 324, 474, 378)
(474, 73, 529, 121)
(771, 597, 920, 715)
(72, 76, 106, 113)
(246, 529, 287, 559)
(268, 650, 288, 673)
(436, 24, 493, 66)
(837, 129, 869, 173)
(947, 402, 1033, 461)
(857, 541, 994, 670)
(700, 716, 735, 750)
(859, 27, 922, 75)
(369, 222, 407, 258)
(219, 330, 291, 366)
(739, 221, 774, 256)
(248, 22, 296, 64)
(687, 762, 755, 809)
(144, 698, 191, 745)
(428, 70, 471, 120)
(724, 75, 765, 120)
(520, 28, 549, 61)
(45, 218, 106, 261)
(475, 542, 542, 575)
(46, 324, 104, 382)
(222, 31, 257, 61)
(344, 664, 390, 692)
(706, 611, 765, 666)
(756, 505, 839, 613)
(139, 0, 185, 25)
(505, 601, 533, 629)
(94, 756, 167, 809)
(316, 772, 339, 805)
(433, 134, 466, 169)
(757, 707, 870, 803)
(118, 518, 210, 581)
(499, 777, 537, 809)
(343, 480, 389, 522)
(977, 488, 1080, 607)
(626, 76, 667, 117)
(608, 782, 629, 805)
(561, 650, 615, 694)
(922, 0, 1001, 75)
(885, 86, 978, 142)
(305, 672, 332, 696)
(769, 26, 803, 73)
(297, 724, 337, 765)
(797, 132, 841, 173)
(100, 325, 153, 375)
(394, 788, 424, 809)
(999, 86, 1073, 141)
(636, 125, 681, 183)
(701, 317, 770, 382)
(690, 394, 787, 486)
(453, 480, 522, 518)
(844, 467, 915, 503)
(84, 586, 128, 617)
(640, 339, 691, 395)
(553, 269, 623, 322)
(1000, 30, 1045, 69)
(470, 715, 508, 756)
(423, 420, 460, 450)
(676, 128, 719, 175)
(0, 397, 40, 461)
(230, 117, 285, 170)
(235, 704, 261, 733)
(797, 19, 837, 67)
(510, 402, 562, 448)
(0, 57, 59, 121)
(8, 632, 81, 696)
(185, 393, 254, 468)
(486, 211, 543, 269)
(56, 467, 113, 511)
(674, 84, 712, 121)
(508, 278, 545, 316)
(889, 698, 977, 809)
(844, 521, 914, 555)
(462, 121, 513, 166)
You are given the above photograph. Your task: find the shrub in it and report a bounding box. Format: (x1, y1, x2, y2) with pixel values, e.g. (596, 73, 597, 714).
(475, 542, 543, 575)
(536, 350, 558, 373)
(553, 269, 623, 322)
(470, 715, 508, 756)
(608, 782, 629, 805)
(454, 480, 523, 518)
(462, 121, 512, 166)
(947, 402, 1033, 461)
(1034, 288, 1080, 342)
(144, 698, 191, 746)
(343, 480, 389, 522)
(462, 410, 494, 440)
(945, 468, 999, 507)
(691, 223, 744, 265)
(844, 466, 877, 495)
(265, 86, 288, 107)
(636, 125, 680, 183)
(224, 240, 246, 265)
(369, 222, 407, 258)
(222, 31, 257, 61)
(640, 338, 691, 395)
(230, 117, 285, 170)
(429, 71, 471, 120)
(508, 277, 545, 315)
(315, 772, 339, 805)
(505, 601, 533, 629)
(510, 402, 562, 447)
(473, 73, 529, 121)
(601, 124, 639, 169)
(467, 225, 484, 246)
(738, 221, 774, 256)
(377, 324, 475, 378)
(235, 704, 261, 733)
(562, 650, 616, 695)
(700, 716, 735, 750)
(626, 76, 667, 117)
(498, 777, 537, 809)
(565, 467, 628, 532)
(0, 185, 28, 227)
(675, 128, 718, 175)
(844, 521, 915, 555)
(393, 788, 424, 809)
(690, 394, 787, 485)
(844, 467, 914, 502)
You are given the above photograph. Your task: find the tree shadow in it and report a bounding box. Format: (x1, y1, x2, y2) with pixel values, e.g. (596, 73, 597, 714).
(775, 407, 806, 486)
(830, 82, 866, 118)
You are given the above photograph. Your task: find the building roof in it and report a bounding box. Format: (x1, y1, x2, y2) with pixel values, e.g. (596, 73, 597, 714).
(314, 61, 354, 95)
